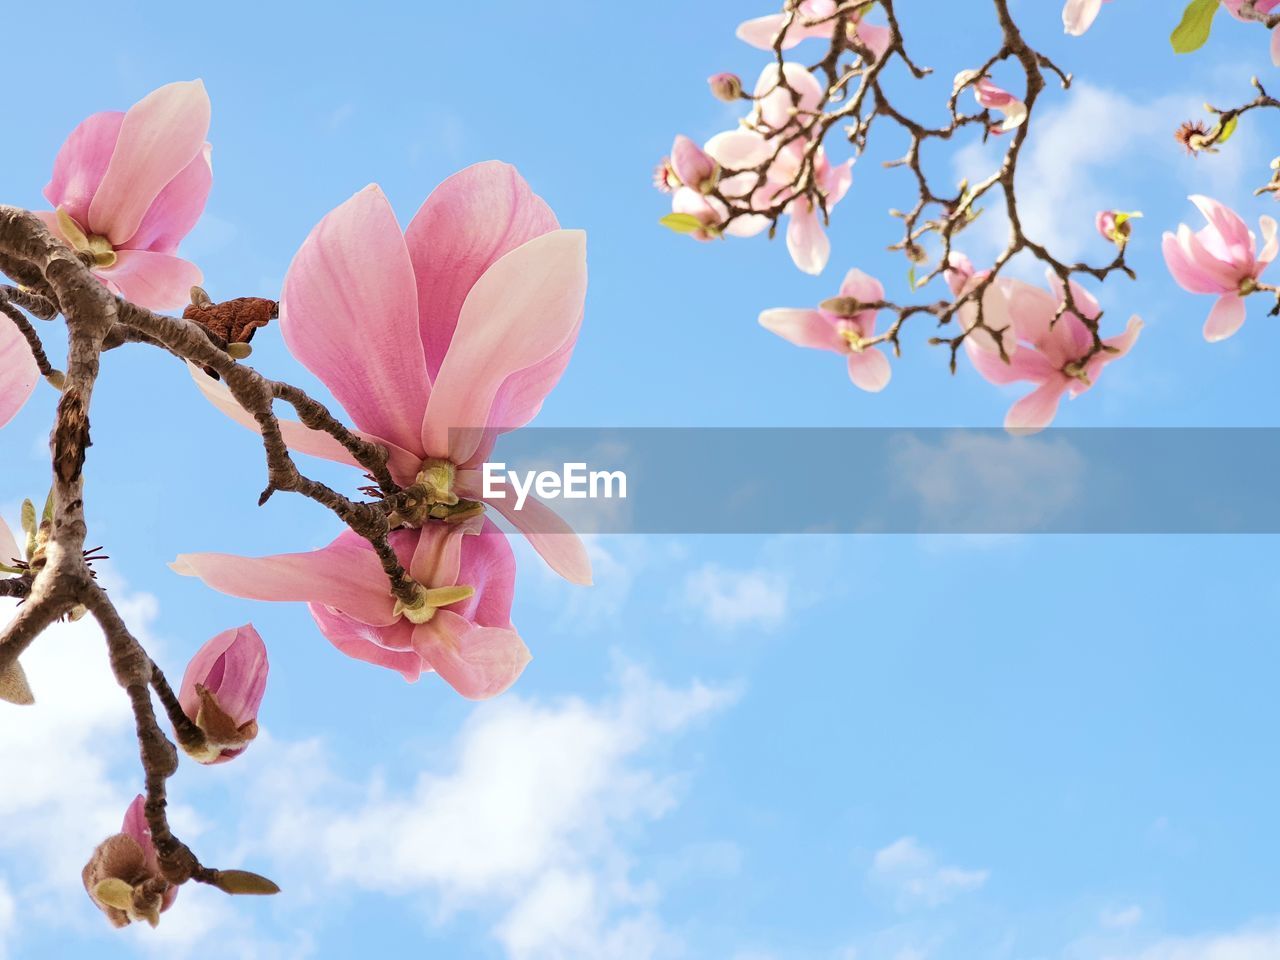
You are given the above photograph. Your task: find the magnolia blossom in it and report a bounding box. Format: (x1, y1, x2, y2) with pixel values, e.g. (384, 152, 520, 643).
(174, 517, 526, 698)
(1063, 0, 1112, 35)
(708, 72, 744, 102)
(948, 256, 1142, 431)
(1097, 209, 1140, 245)
(972, 77, 1027, 134)
(1222, 0, 1280, 65)
(737, 0, 891, 59)
(37, 80, 211, 310)
(82, 796, 177, 928)
(1162, 195, 1277, 342)
(177, 624, 268, 764)
(759, 268, 892, 392)
(676, 63, 853, 274)
(189, 162, 590, 584)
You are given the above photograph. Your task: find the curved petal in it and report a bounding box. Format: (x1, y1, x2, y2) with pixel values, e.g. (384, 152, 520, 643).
(1063, 0, 1104, 34)
(405, 161, 559, 379)
(786, 200, 830, 275)
(125, 144, 212, 254)
(705, 129, 773, 171)
(423, 230, 587, 464)
(855, 21, 892, 58)
(847, 349, 891, 392)
(1257, 215, 1278, 269)
(839, 268, 884, 304)
(965, 337, 1055, 386)
(89, 80, 211, 246)
(172, 531, 399, 627)
(754, 63, 826, 132)
(0, 310, 38, 430)
(457, 469, 593, 585)
(184, 363, 423, 484)
(177, 624, 268, 725)
(1005, 380, 1068, 433)
(280, 185, 431, 453)
(94, 249, 201, 311)
(1204, 293, 1247, 342)
(758, 308, 843, 353)
(1162, 229, 1228, 294)
(309, 604, 422, 681)
(1190, 195, 1255, 267)
(0, 517, 20, 571)
(43, 111, 125, 228)
(413, 611, 530, 700)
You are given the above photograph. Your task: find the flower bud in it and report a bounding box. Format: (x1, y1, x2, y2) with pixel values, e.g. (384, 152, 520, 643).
(1096, 209, 1141, 246)
(708, 72, 744, 102)
(177, 624, 268, 764)
(82, 796, 176, 928)
(669, 135, 720, 193)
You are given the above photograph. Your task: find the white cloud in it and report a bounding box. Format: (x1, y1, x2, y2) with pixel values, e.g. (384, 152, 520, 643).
(868, 838, 989, 910)
(1101, 905, 1145, 930)
(683, 563, 789, 630)
(0, 878, 14, 960)
(1101, 923, 1280, 960)
(246, 666, 736, 960)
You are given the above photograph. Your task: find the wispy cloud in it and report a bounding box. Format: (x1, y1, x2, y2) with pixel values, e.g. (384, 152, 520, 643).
(868, 837, 989, 910)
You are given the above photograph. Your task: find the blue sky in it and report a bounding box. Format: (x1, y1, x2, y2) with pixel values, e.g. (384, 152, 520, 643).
(3, 1, 1280, 958)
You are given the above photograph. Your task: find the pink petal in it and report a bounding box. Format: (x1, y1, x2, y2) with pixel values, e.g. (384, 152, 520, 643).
(1005, 380, 1068, 432)
(704, 129, 773, 171)
(839, 268, 884, 304)
(847, 349, 891, 392)
(758, 308, 843, 353)
(1257, 215, 1278, 268)
(0, 310, 38, 429)
(94, 249, 201, 311)
(1062, 0, 1104, 35)
(172, 531, 400, 627)
(177, 624, 268, 726)
(0, 518, 20, 570)
(1204, 293, 1247, 342)
(458, 470, 593, 585)
(786, 200, 830, 275)
(422, 230, 587, 465)
(125, 144, 212, 254)
(1272, 25, 1280, 66)
(280, 185, 432, 454)
(1162, 230, 1228, 294)
(309, 604, 423, 681)
(88, 80, 211, 246)
(965, 336, 1054, 386)
(413, 611, 530, 700)
(43, 111, 125, 229)
(404, 161, 559, 379)
(1190, 195, 1255, 266)
(855, 21, 892, 58)
(184, 363, 423, 485)
(754, 63, 825, 133)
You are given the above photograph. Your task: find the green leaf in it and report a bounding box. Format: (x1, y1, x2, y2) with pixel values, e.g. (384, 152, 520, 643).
(659, 213, 704, 235)
(1170, 0, 1218, 54)
(1216, 114, 1239, 144)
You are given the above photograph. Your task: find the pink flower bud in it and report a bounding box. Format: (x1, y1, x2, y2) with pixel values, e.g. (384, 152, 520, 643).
(1096, 209, 1140, 245)
(708, 72, 744, 102)
(669, 135, 720, 193)
(177, 623, 268, 764)
(82, 796, 177, 928)
(972, 78, 1027, 134)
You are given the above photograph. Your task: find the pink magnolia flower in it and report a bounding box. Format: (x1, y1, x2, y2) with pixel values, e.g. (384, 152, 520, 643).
(759, 268, 892, 392)
(83, 796, 177, 927)
(1222, 0, 1280, 65)
(737, 0, 891, 59)
(37, 80, 211, 311)
(682, 64, 853, 274)
(177, 624, 268, 764)
(0, 314, 37, 430)
(1162, 195, 1278, 341)
(950, 259, 1142, 431)
(1063, 0, 1112, 35)
(189, 162, 591, 584)
(669, 135, 719, 193)
(972, 78, 1027, 134)
(1096, 209, 1140, 245)
(173, 517, 527, 699)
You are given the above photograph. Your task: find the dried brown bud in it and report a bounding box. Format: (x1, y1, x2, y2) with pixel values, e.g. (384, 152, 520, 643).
(819, 296, 865, 317)
(53, 386, 91, 484)
(1175, 119, 1213, 155)
(209, 868, 281, 896)
(184, 287, 277, 355)
(82, 832, 173, 928)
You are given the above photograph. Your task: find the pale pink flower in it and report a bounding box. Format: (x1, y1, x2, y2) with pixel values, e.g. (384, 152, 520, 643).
(1162, 195, 1278, 341)
(973, 78, 1027, 134)
(953, 267, 1142, 431)
(1063, 0, 1112, 35)
(759, 268, 892, 392)
(37, 80, 211, 311)
(1222, 0, 1280, 65)
(0, 516, 18, 573)
(691, 64, 854, 274)
(173, 517, 527, 699)
(83, 796, 177, 927)
(1096, 209, 1140, 245)
(189, 162, 591, 584)
(737, 0, 891, 59)
(177, 624, 268, 764)
(0, 315, 37, 430)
